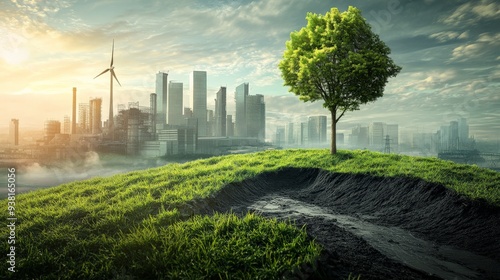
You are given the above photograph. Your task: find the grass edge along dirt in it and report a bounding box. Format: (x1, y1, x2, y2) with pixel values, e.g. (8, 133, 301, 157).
(2, 149, 499, 279)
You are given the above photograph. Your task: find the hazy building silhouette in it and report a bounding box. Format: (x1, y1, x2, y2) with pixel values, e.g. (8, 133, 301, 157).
(458, 117, 469, 149)
(168, 81, 183, 126)
(190, 71, 207, 136)
(246, 94, 265, 141)
(72, 87, 77, 134)
(235, 83, 249, 137)
(226, 115, 234, 137)
(286, 123, 294, 145)
(207, 109, 214, 136)
(63, 116, 71, 134)
(214, 86, 227, 137)
(386, 124, 399, 147)
(44, 120, 61, 142)
(275, 126, 285, 146)
(89, 98, 102, 134)
(449, 121, 459, 150)
(156, 72, 168, 128)
(9, 119, 19, 146)
(78, 103, 89, 133)
(150, 93, 157, 139)
(308, 116, 327, 144)
(369, 122, 385, 147)
(299, 122, 308, 146)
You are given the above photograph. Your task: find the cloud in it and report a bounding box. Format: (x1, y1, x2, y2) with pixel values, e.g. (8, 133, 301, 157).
(441, 0, 500, 26)
(450, 32, 500, 61)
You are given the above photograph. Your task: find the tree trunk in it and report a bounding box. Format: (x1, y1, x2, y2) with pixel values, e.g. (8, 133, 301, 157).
(330, 109, 337, 154)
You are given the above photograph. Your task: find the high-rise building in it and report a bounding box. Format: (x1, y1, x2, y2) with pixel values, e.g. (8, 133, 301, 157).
(63, 116, 71, 134)
(190, 71, 207, 136)
(214, 86, 227, 137)
(439, 125, 449, 151)
(44, 120, 61, 142)
(275, 126, 286, 146)
(449, 121, 459, 150)
(386, 124, 399, 146)
(150, 93, 157, 139)
(78, 103, 89, 133)
(207, 109, 214, 136)
(156, 72, 168, 128)
(9, 119, 19, 146)
(226, 115, 234, 137)
(458, 118, 469, 149)
(235, 83, 249, 137)
(286, 123, 294, 145)
(299, 122, 308, 145)
(89, 98, 102, 134)
(308, 116, 327, 144)
(246, 94, 265, 141)
(168, 81, 183, 126)
(369, 122, 385, 147)
(72, 87, 77, 134)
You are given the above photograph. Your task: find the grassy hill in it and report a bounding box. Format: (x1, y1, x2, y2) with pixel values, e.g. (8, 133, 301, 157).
(2, 149, 499, 279)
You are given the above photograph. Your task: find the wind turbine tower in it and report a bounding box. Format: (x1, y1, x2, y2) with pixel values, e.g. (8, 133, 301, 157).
(94, 39, 121, 138)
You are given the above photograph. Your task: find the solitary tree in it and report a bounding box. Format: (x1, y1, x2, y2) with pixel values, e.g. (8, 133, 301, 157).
(279, 6, 401, 154)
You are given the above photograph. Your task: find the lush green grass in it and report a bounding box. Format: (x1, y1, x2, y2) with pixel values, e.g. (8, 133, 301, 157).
(1, 149, 499, 279)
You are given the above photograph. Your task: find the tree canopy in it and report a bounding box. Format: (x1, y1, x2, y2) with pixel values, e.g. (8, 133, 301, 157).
(279, 6, 401, 154)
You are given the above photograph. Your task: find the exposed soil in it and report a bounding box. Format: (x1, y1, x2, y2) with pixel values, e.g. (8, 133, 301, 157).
(180, 168, 500, 279)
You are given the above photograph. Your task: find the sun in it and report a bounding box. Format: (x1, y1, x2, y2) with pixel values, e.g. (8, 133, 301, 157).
(0, 30, 29, 65)
(0, 49, 29, 65)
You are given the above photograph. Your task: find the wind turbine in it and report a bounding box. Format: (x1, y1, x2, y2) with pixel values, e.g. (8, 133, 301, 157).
(94, 39, 121, 139)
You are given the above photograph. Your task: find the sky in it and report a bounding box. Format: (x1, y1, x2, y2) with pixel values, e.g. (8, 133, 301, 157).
(1, 0, 499, 141)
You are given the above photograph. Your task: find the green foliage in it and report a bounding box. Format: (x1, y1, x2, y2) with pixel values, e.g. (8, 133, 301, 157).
(279, 6, 401, 153)
(1, 149, 499, 279)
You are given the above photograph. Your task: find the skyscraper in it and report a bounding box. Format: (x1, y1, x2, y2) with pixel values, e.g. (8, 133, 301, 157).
(190, 71, 207, 136)
(44, 120, 61, 142)
(9, 119, 19, 146)
(286, 123, 294, 145)
(63, 116, 71, 134)
(226, 115, 234, 137)
(369, 122, 385, 146)
(156, 72, 168, 128)
(386, 124, 399, 146)
(72, 87, 77, 134)
(246, 94, 265, 141)
(308, 116, 327, 144)
(458, 117, 469, 149)
(449, 121, 459, 150)
(168, 81, 183, 126)
(235, 83, 248, 137)
(78, 103, 89, 133)
(150, 93, 157, 139)
(89, 98, 102, 134)
(214, 86, 227, 137)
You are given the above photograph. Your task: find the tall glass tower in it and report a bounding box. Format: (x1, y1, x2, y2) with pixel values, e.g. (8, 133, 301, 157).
(235, 83, 249, 137)
(190, 71, 207, 136)
(156, 72, 168, 128)
(168, 81, 183, 126)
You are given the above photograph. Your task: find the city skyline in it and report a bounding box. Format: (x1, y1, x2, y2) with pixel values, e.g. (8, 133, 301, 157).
(1, 0, 499, 140)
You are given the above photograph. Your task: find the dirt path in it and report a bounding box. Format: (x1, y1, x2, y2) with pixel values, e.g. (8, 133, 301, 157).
(185, 168, 500, 279)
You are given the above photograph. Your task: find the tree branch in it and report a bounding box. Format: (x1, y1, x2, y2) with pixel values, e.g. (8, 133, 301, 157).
(335, 107, 348, 123)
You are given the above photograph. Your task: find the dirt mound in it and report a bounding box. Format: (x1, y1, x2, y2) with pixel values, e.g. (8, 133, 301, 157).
(185, 168, 500, 279)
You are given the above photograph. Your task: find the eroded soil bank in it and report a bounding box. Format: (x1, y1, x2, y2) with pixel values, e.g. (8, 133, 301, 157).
(181, 168, 500, 279)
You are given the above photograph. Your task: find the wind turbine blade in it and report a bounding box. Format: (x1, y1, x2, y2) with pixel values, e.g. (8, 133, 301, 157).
(110, 39, 114, 67)
(94, 68, 110, 79)
(111, 69, 121, 86)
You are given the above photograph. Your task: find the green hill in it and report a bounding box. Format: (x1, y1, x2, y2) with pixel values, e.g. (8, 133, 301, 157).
(2, 149, 499, 279)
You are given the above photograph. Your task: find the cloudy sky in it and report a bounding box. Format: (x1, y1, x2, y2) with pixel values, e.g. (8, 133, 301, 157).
(1, 0, 499, 141)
